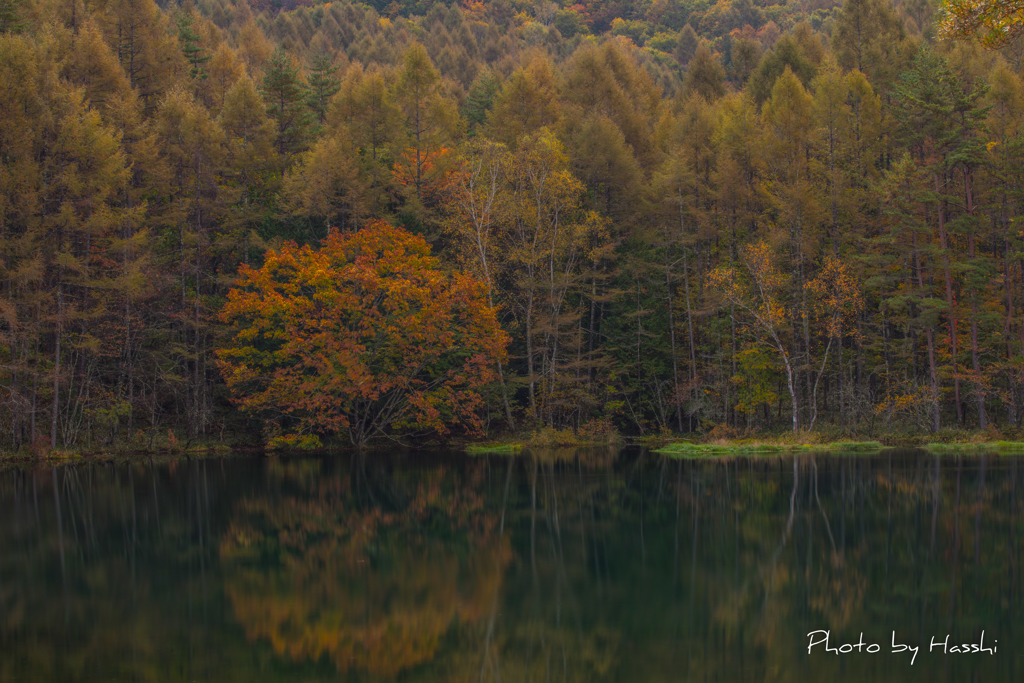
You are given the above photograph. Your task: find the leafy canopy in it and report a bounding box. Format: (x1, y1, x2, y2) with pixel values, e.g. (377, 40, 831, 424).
(941, 0, 1024, 47)
(216, 221, 509, 447)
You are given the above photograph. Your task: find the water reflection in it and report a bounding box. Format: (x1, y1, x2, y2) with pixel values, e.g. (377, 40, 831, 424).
(220, 457, 510, 676)
(0, 450, 1020, 682)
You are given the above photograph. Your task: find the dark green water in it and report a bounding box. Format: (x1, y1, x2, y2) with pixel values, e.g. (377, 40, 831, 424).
(0, 449, 1020, 682)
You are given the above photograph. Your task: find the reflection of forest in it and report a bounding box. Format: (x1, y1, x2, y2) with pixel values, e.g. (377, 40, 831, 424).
(219, 458, 512, 676)
(0, 451, 1021, 682)
(0, 461, 276, 683)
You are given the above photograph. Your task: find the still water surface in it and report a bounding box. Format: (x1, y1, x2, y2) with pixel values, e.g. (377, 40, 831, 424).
(0, 448, 1020, 681)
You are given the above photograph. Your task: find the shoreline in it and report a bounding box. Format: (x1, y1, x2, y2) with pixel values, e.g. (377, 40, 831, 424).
(4, 433, 1024, 465)
(652, 439, 1024, 458)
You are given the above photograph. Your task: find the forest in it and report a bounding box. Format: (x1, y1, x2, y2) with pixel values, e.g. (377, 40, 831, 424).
(2, 0, 1024, 451)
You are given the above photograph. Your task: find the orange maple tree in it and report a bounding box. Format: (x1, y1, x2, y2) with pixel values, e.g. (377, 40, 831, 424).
(216, 220, 509, 446)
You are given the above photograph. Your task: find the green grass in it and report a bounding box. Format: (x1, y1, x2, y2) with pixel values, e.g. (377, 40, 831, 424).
(829, 440, 884, 451)
(654, 439, 1024, 459)
(923, 441, 1024, 455)
(654, 435, 1024, 459)
(655, 440, 887, 458)
(655, 443, 730, 458)
(922, 442, 987, 454)
(466, 443, 523, 456)
(731, 443, 791, 453)
(655, 442, 798, 458)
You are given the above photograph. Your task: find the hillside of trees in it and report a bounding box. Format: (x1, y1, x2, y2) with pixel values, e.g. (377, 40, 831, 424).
(2, 0, 1024, 450)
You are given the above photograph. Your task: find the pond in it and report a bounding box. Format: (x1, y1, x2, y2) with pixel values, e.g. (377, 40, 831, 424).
(0, 448, 1020, 682)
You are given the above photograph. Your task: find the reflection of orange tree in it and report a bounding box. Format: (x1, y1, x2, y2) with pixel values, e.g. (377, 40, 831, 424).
(219, 460, 509, 677)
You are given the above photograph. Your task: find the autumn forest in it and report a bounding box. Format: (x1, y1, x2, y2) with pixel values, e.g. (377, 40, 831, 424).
(2, 0, 1024, 451)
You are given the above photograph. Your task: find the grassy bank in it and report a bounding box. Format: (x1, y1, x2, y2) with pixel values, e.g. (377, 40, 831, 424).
(919, 441, 1024, 455)
(654, 438, 1024, 458)
(11, 425, 1024, 465)
(0, 432, 259, 466)
(655, 440, 884, 458)
(465, 443, 523, 455)
(464, 421, 622, 455)
(464, 423, 1024, 459)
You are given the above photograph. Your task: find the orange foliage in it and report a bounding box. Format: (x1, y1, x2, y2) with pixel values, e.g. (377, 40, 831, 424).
(391, 145, 457, 207)
(807, 255, 863, 339)
(216, 221, 509, 446)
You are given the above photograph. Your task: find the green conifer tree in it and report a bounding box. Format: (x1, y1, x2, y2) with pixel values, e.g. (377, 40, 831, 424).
(260, 47, 310, 160)
(176, 11, 210, 79)
(305, 52, 340, 128)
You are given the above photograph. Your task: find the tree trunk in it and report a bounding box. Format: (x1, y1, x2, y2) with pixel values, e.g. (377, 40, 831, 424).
(781, 347, 798, 434)
(914, 231, 940, 432)
(809, 336, 833, 430)
(935, 172, 963, 424)
(51, 295, 62, 450)
(525, 287, 537, 420)
(964, 167, 986, 428)
(663, 247, 683, 432)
